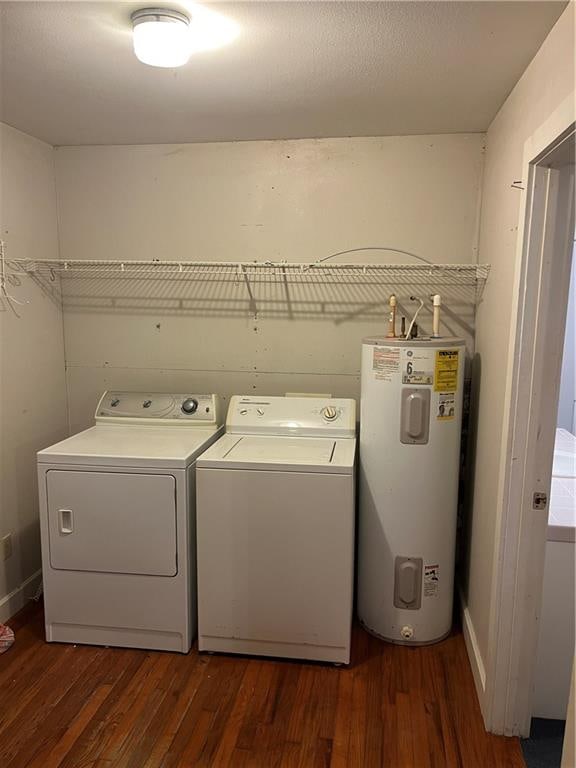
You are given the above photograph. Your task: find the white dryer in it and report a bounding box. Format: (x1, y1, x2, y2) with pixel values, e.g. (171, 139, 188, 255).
(38, 391, 223, 653)
(196, 395, 356, 664)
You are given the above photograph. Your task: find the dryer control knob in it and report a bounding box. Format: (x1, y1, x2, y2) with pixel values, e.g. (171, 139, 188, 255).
(322, 406, 338, 421)
(181, 398, 198, 414)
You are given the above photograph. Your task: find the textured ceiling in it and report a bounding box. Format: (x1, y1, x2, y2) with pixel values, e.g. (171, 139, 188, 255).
(0, 1, 568, 146)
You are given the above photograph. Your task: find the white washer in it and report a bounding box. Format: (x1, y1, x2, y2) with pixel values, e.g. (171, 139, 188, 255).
(196, 395, 356, 664)
(38, 391, 223, 653)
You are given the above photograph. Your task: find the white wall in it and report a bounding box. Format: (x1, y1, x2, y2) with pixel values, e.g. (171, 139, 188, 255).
(463, 3, 575, 698)
(0, 123, 67, 620)
(533, 539, 575, 719)
(558, 244, 576, 433)
(54, 134, 485, 432)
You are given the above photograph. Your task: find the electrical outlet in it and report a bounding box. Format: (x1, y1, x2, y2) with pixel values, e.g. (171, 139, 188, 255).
(0, 533, 13, 561)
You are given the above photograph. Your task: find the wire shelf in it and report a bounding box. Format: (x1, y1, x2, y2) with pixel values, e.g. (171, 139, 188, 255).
(8, 258, 489, 283)
(3, 258, 490, 329)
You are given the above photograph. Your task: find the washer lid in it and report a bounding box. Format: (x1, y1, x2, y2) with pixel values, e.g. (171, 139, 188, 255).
(197, 434, 356, 474)
(37, 424, 224, 469)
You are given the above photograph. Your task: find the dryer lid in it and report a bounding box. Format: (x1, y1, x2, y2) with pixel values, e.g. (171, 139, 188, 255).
(38, 424, 224, 469)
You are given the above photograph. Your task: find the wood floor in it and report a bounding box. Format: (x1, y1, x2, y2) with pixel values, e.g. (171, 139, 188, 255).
(0, 603, 525, 768)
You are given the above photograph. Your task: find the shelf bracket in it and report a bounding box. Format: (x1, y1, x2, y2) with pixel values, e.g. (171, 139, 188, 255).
(282, 266, 293, 320)
(240, 264, 258, 319)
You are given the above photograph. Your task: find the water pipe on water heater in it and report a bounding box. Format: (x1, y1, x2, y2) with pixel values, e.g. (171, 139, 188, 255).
(432, 294, 441, 338)
(405, 296, 424, 340)
(387, 294, 397, 338)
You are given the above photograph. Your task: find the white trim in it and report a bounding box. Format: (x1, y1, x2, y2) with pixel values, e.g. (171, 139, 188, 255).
(483, 93, 575, 737)
(0, 570, 42, 623)
(460, 589, 487, 707)
(561, 660, 576, 768)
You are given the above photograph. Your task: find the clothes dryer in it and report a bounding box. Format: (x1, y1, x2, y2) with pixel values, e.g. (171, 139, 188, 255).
(38, 391, 223, 652)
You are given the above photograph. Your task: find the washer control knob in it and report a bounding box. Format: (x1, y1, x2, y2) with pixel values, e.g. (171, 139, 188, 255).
(257, 408, 265, 416)
(240, 408, 248, 415)
(143, 400, 152, 408)
(322, 406, 338, 421)
(181, 398, 198, 414)
(110, 398, 120, 407)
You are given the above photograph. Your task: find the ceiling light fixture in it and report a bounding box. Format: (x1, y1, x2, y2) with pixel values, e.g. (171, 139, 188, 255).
(131, 8, 191, 68)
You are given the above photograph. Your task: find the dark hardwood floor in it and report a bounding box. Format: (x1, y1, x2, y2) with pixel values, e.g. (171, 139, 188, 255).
(0, 602, 525, 767)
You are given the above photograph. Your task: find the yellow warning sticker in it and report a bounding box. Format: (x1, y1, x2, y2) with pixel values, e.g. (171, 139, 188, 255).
(434, 349, 459, 392)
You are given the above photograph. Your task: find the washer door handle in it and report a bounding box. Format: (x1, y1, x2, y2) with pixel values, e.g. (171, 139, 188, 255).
(58, 509, 74, 535)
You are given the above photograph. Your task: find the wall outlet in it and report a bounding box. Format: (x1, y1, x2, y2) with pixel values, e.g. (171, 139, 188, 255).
(0, 533, 13, 561)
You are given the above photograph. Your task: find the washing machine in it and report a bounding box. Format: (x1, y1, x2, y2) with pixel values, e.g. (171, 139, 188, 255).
(196, 395, 357, 664)
(38, 391, 223, 653)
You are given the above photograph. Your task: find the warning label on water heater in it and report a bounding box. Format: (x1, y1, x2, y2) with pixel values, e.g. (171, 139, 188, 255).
(434, 349, 459, 392)
(424, 564, 440, 598)
(437, 392, 456, 421)
(372, 346, 400, 381)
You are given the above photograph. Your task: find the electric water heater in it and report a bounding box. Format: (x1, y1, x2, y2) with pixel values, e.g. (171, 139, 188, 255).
(358, 336, 465, 645)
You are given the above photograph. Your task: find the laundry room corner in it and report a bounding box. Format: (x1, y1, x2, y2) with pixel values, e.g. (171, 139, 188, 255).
(460, 1, 575, 736)
(0, 123, 68, 622)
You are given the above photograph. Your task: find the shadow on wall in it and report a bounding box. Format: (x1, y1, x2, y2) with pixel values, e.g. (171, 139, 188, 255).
(458, 352, 482, 601)
(29, 268, 481, 340)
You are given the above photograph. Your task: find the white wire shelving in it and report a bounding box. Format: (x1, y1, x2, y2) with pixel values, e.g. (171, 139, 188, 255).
(7, 257, 489, 281)
(2, 256, 490, 325)
(7, 256, 489, 293)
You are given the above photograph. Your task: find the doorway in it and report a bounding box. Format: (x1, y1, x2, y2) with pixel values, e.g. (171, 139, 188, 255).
(484, 112, 575, 742)
(525, 238, 575, 764)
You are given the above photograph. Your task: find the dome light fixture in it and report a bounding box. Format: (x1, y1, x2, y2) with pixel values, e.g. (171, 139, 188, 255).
(131, 8, 191, 68)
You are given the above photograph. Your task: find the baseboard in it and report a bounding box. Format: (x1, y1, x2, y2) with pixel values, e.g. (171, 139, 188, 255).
(459, 588, 487, 714)
(0, 570, 42, 623)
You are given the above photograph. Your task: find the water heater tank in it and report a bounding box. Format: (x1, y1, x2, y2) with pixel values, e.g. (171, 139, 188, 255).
(358, 336, 465, 644)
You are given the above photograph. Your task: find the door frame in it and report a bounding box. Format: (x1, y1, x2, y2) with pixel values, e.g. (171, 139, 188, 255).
(483, 95, 575, 737)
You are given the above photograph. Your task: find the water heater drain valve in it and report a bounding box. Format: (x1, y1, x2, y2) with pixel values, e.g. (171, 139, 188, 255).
(401, 625, 414, 640)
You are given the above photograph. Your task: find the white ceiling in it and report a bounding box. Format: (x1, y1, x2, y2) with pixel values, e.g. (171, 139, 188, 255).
(0, 1, 567, 146)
